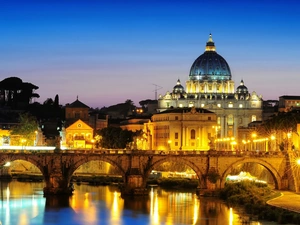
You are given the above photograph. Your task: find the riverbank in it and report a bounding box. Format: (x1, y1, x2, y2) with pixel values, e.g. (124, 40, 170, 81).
(267, 191, 300, 214)
(219, 181, 300, 224)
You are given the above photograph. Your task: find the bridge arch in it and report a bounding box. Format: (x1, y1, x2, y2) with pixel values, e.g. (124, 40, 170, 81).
(0, 155, 44, 176)
(146, 156, 206, 188)
(70, 155, 127, 183)
(220, 158, 282, 189)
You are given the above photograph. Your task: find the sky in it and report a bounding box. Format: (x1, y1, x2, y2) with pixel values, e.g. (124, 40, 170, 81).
(1, 0, 300, 108)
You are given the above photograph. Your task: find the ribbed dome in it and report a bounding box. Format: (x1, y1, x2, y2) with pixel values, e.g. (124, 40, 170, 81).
(189, 34, 231, 81)
(173, 79, 185, 94)
(236, 80, 248, 94)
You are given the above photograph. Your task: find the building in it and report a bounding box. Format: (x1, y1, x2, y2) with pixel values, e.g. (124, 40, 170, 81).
(65, 97, 90, 126)
(158, 34, 263, 140)
(278, 95, 300, 112)
(62, 98, 108, 149)
(145, 107, 217, 151)
(64, 119, 94, 149)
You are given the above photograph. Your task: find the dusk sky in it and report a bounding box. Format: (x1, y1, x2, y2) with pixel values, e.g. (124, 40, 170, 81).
(1, 0, 300, 108)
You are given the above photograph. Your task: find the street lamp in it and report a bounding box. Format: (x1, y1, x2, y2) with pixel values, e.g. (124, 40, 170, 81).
(251, 133, 257, 151)
(21, 139, 27, 150)
(287, 131, 292, 151)
(168, 140, 172, 150)
(270, 135, 276, 151)
(91, 139, 95, 149)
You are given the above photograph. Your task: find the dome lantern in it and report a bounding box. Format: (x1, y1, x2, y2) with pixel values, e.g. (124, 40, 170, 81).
(205, 33, 216, 52)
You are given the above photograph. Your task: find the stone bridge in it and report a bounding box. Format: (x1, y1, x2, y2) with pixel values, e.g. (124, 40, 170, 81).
(0, 149, 299, 195)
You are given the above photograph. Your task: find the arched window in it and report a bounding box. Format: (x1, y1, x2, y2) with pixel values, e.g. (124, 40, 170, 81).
(191, 129, 196, 139)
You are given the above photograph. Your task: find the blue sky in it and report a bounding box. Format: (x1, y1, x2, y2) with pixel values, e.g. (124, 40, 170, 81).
(1, 0, 300, 108)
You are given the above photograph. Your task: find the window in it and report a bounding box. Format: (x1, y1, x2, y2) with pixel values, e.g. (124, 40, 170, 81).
(252, 115, 257, 122)
(239, 104, 243, 108)
(191, 129, 196, 139)
(208, 116, 211, 120)
(175, 133, 178, 139)
(201, 103, 205, 107)
(175, 116, 178, 120)
(228, 103, 233, 108)
(175, 142, 178, 146)
(217, 104, 221, 108)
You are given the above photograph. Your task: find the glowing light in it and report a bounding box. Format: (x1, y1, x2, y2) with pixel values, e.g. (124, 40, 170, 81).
(229, 207, 233, 225)
(150, 187, 160, 225)
(226, 171, 267, 184)
(111, 191, 120, 223)
(0, 146, 56, 150)
(3, 162, 11, 167)
(192, 197, 199, 225)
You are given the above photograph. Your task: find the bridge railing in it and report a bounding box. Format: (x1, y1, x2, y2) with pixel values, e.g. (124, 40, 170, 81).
(0, 148, 284, 157)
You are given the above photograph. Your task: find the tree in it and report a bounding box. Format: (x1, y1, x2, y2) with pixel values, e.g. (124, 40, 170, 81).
(258, 111, 300, 151)
(0, 77, 39, 108)
(10, 113, 39, 146)
(97, 127, 134, 149)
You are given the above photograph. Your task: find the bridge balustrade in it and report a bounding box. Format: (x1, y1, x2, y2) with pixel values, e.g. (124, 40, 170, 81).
(0, 147, 297, 195)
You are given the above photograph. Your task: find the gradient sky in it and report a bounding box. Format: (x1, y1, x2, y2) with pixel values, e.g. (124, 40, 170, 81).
(1, 0, 300, 108)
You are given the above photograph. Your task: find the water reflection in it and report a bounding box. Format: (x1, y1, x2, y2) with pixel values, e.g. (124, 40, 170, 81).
(0, 181, 278, 225)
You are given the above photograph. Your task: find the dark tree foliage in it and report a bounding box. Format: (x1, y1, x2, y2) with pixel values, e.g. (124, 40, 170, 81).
(0, 77, 39, 108)
(258, 111, 300, 150)
(97, 127, 134, 149)
(259, 111, 300, 136)
(28, 95, 63, 120)
(139, 99, 157, 113)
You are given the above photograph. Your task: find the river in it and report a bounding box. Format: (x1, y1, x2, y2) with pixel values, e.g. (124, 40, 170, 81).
(0, 181, 288, 225)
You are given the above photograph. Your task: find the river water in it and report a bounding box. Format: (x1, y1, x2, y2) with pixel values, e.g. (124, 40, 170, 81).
(0, 181, 285, 225)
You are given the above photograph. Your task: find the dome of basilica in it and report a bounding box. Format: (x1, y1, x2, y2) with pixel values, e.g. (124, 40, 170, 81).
(189, 34, 231, 81)
(173, 79, 185, 94)
(236, 80, 248, 94)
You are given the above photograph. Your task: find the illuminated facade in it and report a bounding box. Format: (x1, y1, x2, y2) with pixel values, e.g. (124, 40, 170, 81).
(158, 34, 263, 139)
(145, 107, 217, 150)
(64, 119, 94, 149)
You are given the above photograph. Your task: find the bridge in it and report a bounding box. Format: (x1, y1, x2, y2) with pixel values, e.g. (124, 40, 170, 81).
(0, 148, 299, 196)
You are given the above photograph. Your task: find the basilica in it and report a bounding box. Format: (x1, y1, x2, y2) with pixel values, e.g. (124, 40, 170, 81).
(157, 34, 263, 140)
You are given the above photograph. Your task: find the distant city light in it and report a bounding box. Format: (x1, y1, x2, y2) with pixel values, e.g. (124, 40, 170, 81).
(226, 171, 266, 184)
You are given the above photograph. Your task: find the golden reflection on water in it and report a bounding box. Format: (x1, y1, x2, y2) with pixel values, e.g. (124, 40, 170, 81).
(0, 182, 46, 225)
(0, 181, 271, 225)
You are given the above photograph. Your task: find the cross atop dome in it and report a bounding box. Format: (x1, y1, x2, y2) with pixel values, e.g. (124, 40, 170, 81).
(205, 33, 216, 52)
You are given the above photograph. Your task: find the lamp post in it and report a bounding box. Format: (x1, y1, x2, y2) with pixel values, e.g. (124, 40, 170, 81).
(91, 139, 95, 150)
(287, 131, 292, 151)
(168, 140, 172, 150)
(270, 135, 276, 151)
(212, 126, 220, 150)
(21, 139, 27, 150)
(251, 133, 257, 151)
